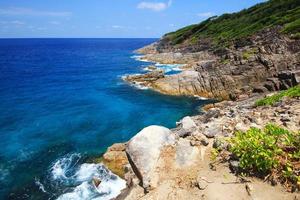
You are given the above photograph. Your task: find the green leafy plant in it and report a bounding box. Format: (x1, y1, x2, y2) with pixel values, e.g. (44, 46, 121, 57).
(229, 124, 300, 190)
(255, 86, 300, 106)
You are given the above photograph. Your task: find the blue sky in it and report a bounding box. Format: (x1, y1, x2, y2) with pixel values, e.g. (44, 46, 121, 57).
(0, 0, 265, 38)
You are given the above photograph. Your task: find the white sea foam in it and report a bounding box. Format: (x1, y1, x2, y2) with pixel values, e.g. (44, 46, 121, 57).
(51, 153, 81, 181)
(52, 154, 126, 200)
(131, 83, 149, 90)
(35, 178, 47, 193)
(130, 55, 149, 62)
(194, 95, 208, 100)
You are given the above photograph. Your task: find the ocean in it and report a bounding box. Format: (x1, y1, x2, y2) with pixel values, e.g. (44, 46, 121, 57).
(0, 38, 209, 199)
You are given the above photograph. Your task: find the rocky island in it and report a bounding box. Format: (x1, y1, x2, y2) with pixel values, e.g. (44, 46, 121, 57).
(99, 0, 300, 199)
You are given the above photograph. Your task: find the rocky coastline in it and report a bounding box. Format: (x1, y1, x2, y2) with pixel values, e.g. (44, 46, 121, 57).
(100, 91, 299, 200)
(100, 5, 300, 199)
(124, 27, 300, 100)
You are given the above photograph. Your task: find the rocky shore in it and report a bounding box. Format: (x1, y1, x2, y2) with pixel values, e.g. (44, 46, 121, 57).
(103, 2, 300, 198)
(100, 92, 299, 200)
(124, 27, 300, 100)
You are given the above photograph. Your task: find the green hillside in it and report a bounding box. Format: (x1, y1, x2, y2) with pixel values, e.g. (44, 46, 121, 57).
(164, 0, 300, 46)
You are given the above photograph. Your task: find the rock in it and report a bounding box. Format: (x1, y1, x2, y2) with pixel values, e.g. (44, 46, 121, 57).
(176, 116, 197, 137)
(124, 70, 164, 84)
(176, 138, 199, 167)
(203, 125, 222, 138)
(253, 86, 269, 93)
(203, 108, 221, 123)
(181, 116, 197, 130)
(92, 177, 102, 188)
(212, 137, 227, 150)
(102, 143, 128, 178)
(126, 125, 175, 191)
(229, 160, 240, 174)
(190, 140, 201, 146)
(107, 143, 126, 151)
(147, 65, 157, 71)
(197, 179, 208, 190)
(200, 138, 209, 146)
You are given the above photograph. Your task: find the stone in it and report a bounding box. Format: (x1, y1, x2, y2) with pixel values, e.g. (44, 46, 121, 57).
(229, 160, 240, 174)
(102, 143, 128, 178)
(253, 86, 268, 93)
(200, 138, 209, 146)
(212, 137, 227, 150)
(197, 179, 208, 190)
(176, 138, 199, 167)
(126, 125, 175, 191)
(181, 116, 197, 130)
(107, 143, 126, 151)
(92, 177, 102, 188)
(203, 125, 222, 138)
(177, 116, 197, 137)
(204, 109, 221, 122)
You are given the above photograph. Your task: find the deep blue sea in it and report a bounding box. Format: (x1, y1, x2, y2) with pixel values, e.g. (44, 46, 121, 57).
(0, 39, 209, 199)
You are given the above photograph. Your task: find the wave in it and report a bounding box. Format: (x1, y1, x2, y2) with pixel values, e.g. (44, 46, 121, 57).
(50, 153, 126, 200)
(130, 55, 149, 62)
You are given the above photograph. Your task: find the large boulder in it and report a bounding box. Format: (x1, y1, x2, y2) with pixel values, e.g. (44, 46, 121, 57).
(176, 116, 197, 137)
(126, 125, 175, 191)
(102, 143, 128, 178)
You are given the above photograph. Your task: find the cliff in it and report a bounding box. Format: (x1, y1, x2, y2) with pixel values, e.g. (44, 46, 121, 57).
(129, 0, 300, 100)
(104, 1, 300, 199)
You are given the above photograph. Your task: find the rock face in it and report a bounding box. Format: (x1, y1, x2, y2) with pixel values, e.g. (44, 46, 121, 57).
(121, 95, 300, 200)
(102, 143, 128, 178)
(126, 125, 175, 191)
(130, 28, 300, 100)
(123, 70, 165, 88)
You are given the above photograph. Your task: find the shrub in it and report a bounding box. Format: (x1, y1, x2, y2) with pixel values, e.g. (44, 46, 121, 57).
(229, 124, 300, 190)
(255, 85, 300, 106)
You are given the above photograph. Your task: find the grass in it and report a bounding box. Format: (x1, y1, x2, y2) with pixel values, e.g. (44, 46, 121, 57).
(229, 124, 300, 191)
(164, 0, 300, 46)
(255, 86, 300, 106)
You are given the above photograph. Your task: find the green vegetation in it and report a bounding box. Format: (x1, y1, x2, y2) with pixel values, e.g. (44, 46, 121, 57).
(255, 86, 300, 106)
(229, 124, 300, 190)
(242, 48, 258, 60)
(164, 0, 300, 46)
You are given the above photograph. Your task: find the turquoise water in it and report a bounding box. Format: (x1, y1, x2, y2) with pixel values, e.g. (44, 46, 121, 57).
(0, 39, 209, 199)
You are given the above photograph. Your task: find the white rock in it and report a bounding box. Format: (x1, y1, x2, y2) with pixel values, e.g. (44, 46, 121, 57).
(181, 116, 197, 130)
(126, 125, 175, 191)
(175, 138, 199, 167)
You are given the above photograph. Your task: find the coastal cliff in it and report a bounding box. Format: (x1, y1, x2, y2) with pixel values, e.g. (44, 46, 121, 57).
(100, 0, 300, 199)
(125, 0, 300, 100)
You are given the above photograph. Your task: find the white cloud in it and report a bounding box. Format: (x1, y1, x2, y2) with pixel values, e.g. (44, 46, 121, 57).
(112, 25, 123, 29)
(0, 7, 72, 17)
(197, 12, 214, 18)
(0, 20, 25, 25)
(137, 0, 172, 11)
(49, 21, 61, 25)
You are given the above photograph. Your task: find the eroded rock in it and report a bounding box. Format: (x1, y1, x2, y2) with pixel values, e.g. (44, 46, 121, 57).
(126, 125, 175, 191)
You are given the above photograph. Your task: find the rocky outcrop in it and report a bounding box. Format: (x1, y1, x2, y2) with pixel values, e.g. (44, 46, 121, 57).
(123, 70, 164, 88)
(102, 143, 129, 178)
(119, 95, 300, 200)
(126, 125, 175, 191)
(128, 28, 300, 100)
(101, 93, 300, 200)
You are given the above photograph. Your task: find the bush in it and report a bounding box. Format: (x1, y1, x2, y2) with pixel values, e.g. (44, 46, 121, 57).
(165, 0, 300, 46)
(229, 124, 300, 190)
(255, 85, 300, 106)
